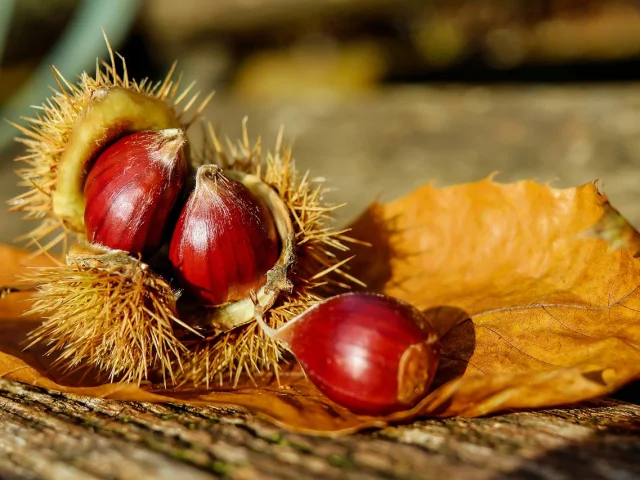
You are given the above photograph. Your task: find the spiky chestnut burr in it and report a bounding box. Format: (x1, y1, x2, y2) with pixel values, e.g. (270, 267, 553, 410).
(20, 121, 363, 386)
(10, 36, 363, 386)
(169, 164, 295, 331)
(254, 292, 440, 415)
(8, 34, 212, 251)
(9, 36, 213, 383)
(179, 124, 367, 386)
(24, 244, 194, 385)
(84, 129, 187, 257)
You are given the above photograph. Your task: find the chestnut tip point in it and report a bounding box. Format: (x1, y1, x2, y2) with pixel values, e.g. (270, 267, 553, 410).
(196, 164, 222, 184)
(158, 127, 184, 139)
(151, 128, 186, 163)
(158, 128, 186, 145)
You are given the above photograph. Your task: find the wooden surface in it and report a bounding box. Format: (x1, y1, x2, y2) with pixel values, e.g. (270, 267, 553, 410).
(0, 378, 638, 480)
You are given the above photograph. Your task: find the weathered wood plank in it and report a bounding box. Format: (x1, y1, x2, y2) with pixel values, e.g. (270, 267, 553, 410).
(1, 378, 638, 479)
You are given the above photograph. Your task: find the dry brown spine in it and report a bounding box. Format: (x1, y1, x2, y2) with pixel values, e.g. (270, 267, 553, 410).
(23, 246, 195, 385)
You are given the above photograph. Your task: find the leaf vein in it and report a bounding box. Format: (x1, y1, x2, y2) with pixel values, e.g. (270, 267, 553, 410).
(474, 324, 564, 368)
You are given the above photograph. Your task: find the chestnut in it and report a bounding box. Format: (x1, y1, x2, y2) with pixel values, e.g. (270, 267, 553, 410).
(169, 165, 280, 306)
(255, 292, 440, 415)
(83, 129, 187, 257)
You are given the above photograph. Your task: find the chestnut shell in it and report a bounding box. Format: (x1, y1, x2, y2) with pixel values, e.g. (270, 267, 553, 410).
(281, 292, 440, 415)
(84, 130, 187, 257)
(169, 165, 280, 306)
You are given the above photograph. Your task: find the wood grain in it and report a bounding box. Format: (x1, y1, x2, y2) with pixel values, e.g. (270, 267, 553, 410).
(1, 378, 639, 479)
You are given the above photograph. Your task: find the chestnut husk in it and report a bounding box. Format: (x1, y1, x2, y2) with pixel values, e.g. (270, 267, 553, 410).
(11, 41, 362, 387)
(170, 164, 296, 332)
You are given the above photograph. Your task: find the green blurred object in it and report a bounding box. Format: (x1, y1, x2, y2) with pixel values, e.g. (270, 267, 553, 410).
(0, 0, 142, 152)
(0, 0, 15, 63)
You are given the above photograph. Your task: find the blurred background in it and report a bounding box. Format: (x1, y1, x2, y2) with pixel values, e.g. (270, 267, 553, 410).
(2, 0, 640, 242)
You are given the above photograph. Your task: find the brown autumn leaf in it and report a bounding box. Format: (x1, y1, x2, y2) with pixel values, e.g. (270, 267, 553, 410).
(1, 178, 639, 435)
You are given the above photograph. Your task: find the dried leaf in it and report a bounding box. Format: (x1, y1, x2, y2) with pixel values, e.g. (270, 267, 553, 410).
(0, 244, 56, 287)
(348, 178, 640, 418)
(1, 179, 639, 434)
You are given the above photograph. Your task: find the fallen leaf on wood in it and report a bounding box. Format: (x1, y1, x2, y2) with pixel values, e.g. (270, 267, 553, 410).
(1, 178, 639, 434)
(348, 178, 640, 418)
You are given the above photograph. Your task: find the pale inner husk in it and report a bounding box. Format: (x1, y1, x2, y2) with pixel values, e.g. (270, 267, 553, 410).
(53, 87, 181, 233)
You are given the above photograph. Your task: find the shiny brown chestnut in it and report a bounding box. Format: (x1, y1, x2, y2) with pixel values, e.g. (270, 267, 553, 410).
(83, 129, 187, 256)
(254, 292, 440, 416)
(169, 165, 280, 306)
